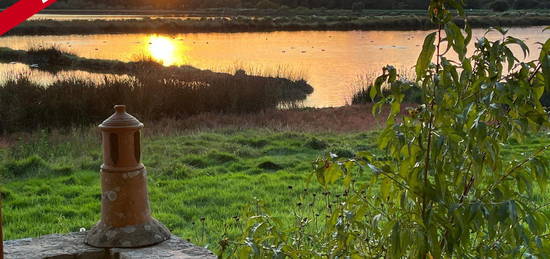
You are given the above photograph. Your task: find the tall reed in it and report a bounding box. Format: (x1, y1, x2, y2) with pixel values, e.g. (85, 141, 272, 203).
(0, 65, 313, 133)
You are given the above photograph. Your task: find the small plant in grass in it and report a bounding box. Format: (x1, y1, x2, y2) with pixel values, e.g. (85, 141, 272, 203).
(226, 0, 550, 258)
(304, 137, 328, 150)
(352, 83, 423, 104)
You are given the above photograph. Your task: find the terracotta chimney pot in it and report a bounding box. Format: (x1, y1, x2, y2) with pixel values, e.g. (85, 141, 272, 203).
(86, 105, 170, 248)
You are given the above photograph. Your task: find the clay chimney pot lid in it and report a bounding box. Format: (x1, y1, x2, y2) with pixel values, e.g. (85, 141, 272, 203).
(99, 105, 144, 129)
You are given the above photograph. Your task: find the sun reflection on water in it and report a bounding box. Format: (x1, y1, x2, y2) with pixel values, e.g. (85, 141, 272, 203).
(147, 35, 188, 66)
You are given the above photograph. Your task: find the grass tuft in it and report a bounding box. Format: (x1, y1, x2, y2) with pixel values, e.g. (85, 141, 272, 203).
(305, 137, 329, 150)
(1, 155, 73, 178)
(257, 161, 284, 170)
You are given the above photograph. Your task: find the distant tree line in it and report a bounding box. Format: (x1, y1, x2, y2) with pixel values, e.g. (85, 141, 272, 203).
(0, 0, 548, 11)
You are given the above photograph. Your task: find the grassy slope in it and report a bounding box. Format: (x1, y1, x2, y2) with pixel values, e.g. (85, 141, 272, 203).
(0, 129, 374, 246)
(1, 128, 549, 252)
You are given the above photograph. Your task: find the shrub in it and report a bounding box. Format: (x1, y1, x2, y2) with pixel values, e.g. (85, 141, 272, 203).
(226, 0, 550, 257)
(489, 0, 511, 11)
(352, 81, 422, 104)
(27, 46, 75, 68)
(351, 1, 366, 11)
(293, 6, 312, 13)
(278, 4, 290, 11)
(256, 0, 279, 9)
(513, 0, 540, 9)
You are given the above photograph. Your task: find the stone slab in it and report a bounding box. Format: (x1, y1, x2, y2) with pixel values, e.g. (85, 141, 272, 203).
(3, 232, 216, 259)
(112, 236, 216, 259)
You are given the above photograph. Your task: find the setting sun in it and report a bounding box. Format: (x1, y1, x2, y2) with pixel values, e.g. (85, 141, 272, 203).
(148, 35, 188, 66)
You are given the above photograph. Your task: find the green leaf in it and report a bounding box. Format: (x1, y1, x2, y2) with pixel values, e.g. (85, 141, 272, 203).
(315, 166, 327, 187)
(244, 237, 261, 256)
(489, 26, 509, 36)
(504, 36, 530, 59)
(445, 22, 466, 60)
(542, 52, 550, 92)
(387, 65, 397, 83)
(369, 84, 378, 101)
(390, 221, 401, 258)
(324, 163, 342, 185)
(416, 32, 437, 80)
(367, 163, 382, 175)
(237, 246, 253, 258)
(464, 23, 472, 47)
(503, 46, 517, 71)
(540, 38, 550, 61)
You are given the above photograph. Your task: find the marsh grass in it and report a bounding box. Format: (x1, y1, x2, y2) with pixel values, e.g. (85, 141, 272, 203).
(0, 47, 313, 133)
(6, 13, 550, 35)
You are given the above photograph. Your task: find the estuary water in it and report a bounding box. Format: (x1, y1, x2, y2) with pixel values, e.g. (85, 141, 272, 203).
(0, 26, 547, 107)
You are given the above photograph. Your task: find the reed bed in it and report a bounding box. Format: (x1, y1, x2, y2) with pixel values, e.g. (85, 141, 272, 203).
(0, 47, 313, 133)
(6, 14, 550, 35)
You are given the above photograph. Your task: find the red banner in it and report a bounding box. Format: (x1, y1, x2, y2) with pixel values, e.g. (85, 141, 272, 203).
(0, 0, 57, 35)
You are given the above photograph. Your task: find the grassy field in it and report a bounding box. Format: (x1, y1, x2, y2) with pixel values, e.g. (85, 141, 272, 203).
(1, 123, 549, 252)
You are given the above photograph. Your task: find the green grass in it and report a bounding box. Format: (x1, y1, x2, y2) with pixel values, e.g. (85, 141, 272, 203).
(0, 129, 373, 247)
(1, 128, 549, 252)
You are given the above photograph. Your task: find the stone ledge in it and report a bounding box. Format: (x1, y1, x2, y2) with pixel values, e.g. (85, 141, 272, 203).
(3, 232, 216, 259)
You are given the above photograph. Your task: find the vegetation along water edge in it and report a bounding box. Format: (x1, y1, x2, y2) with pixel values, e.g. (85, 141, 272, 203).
(0, 47, 313, 133)
(5, 10, 550, 35)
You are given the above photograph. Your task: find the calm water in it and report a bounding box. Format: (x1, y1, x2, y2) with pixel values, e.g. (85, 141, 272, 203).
(0, 27, 548, 107)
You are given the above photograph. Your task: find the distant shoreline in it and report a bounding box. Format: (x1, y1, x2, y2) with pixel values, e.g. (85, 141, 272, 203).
(7, 12, 550, 36)
(30, 8, 543, 16)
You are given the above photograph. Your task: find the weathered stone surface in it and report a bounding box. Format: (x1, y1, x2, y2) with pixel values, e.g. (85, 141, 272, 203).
(3, 232, 215, 259)
(112, 236, 216, 259)
(86, 218, 171, 248)
(3, 232, 105, 259)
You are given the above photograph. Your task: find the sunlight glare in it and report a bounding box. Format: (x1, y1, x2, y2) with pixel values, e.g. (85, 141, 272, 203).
(148, 36, 188, 66)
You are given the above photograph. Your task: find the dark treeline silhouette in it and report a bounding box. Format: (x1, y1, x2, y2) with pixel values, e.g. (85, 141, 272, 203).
(1, 0, 548, 10)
